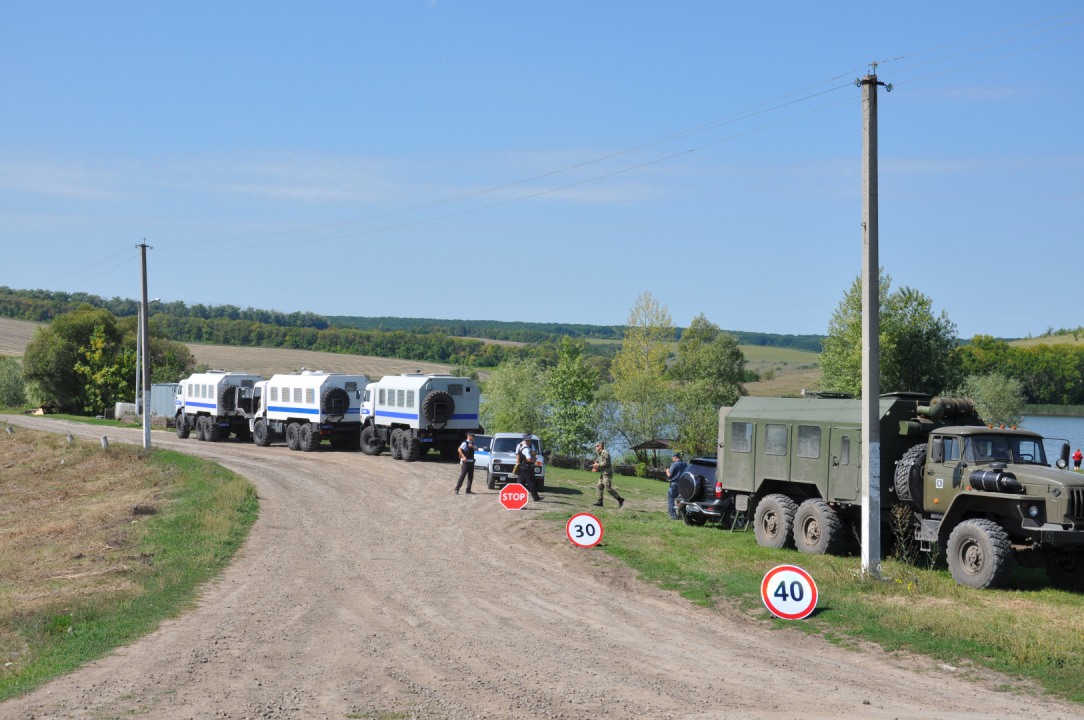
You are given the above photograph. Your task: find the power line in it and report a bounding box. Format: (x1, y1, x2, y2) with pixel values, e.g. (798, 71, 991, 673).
(58, 253, 139, 292)
(41, 244, 134, 286)
(893, 31, 1084, 87)
(877, 8, 1084, 65)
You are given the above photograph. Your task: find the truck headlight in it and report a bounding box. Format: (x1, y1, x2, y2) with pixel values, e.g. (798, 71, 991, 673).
(1029, 505, 1040, 518)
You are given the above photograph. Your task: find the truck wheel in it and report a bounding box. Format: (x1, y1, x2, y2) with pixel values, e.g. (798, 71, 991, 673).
(207, 419, 223, 442)
(299, 423, 318, 452)
(946, 519, 1014, 589)
(219, 385, 237, 412)
(894, 443, 927, 510)
(754, 494, 798, 550)
(390, 429, 403, 460)
(286, 422, 301, 451)
(360, 425, 383, 456)
(253, 419, 271, 447)
(794, 499, 845, 555)
(193, 416, 205, 441)
(421, 390, 455, 427)
(1045, 550, 1084, 591)
(402, 433, 422, 462)
(175, 413, 190, 439)
(486, 471, 495, 490)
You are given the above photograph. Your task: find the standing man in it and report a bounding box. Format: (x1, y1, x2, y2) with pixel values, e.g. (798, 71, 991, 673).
(592, 441, 624, 509)
(455, 432, 477, 495)
(1074, 447, 1082, 472)
(517, 434, 543, 502)
(666, 452, 687, 520)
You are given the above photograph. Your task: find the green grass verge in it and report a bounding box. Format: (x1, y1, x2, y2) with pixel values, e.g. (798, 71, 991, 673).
(541, 466, 1084, 704)
(0, 443, 257, 700)
(0, 407, 170, 431)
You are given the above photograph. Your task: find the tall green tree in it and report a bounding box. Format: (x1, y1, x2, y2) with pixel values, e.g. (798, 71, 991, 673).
(0, 357, 26, 407)
(820, 271, 958, 397)
(954, 373, 1026, 427)
(74, 325, 136, 414)
(670, 314, 746, 458)
(478, 358, 549, 435)
(544, 337, 599, 456)
(23, 305, 122, 410)
(608, 292, 675, 457)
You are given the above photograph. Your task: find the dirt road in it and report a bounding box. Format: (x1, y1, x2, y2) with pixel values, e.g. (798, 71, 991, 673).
(1, 416, 1076, 720)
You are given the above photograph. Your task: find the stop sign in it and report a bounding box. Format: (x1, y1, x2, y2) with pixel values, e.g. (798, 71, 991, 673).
(500, 483, 529, 510)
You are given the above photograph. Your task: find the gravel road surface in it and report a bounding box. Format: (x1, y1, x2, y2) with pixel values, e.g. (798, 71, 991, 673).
(1, 415, 1077, 720)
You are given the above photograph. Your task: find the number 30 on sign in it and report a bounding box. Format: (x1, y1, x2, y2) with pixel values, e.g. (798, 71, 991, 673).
(566, 513, 604, 548)
(760, 565, 818, 619)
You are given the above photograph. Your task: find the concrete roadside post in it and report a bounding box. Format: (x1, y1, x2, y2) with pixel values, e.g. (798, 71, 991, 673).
(139, 242, 152, 450)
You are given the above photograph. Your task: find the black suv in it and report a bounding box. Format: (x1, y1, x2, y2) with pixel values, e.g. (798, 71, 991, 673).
(675, 458, 735, 526)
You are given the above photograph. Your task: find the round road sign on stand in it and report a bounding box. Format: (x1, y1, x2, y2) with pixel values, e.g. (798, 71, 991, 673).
(500, 483, 529, 510)
(760, 565, 818, 619)
(566, 513, 604, 548)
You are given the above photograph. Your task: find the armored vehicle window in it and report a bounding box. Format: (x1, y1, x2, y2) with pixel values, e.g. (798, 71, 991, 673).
(241, 380, 253, 388)
(449, 384, 463, 396)
(964, 435, 1012, 463)
(766, 424, 788, 456)
(270, 387, 278, 401)
(364, 390, 370, 402)
(797, 426, 821, 458)
(397, 389, 405, 407)
(187, 384, 192, 397)
(379, 389, 385, 405)
(305, 388, 315, 404)
(731, 422, 752, 453)
(407, 390, 415, 408)
(345, 382, 357, 392)
(201, 385, 207, 399)
(1012, 438, 1046, 464)
(293, 388, 302, 403)
(944, 437, 960, 462)
(840, 436, 850, 465)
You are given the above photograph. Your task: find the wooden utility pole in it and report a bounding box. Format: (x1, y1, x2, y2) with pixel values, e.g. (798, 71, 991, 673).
(139, 242, 152, 450)
(859, 70, 887, 579)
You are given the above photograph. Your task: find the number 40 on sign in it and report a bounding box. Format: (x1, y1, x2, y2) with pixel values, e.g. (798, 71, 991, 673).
(760, 565, 818, 620)
(566, 513, 603, 548)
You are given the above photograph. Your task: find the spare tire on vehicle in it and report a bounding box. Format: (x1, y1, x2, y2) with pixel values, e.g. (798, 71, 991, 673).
(894, 443, 927, 510)
(421, 391, 455, 427)
(677, 471, 702, 501)
(219, 385, 236, 411)
(321, 387, 350, 417)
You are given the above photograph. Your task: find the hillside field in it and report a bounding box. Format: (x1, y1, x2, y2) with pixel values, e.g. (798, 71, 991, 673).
(1010, 335, 1084, 348)
(0, 317, 40, 357)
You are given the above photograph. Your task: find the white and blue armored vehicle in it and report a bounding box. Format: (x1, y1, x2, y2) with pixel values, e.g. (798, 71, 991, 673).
(360, 373, 483, 462)
(250, 370, 367, 452)
(175, 370, 264, 442)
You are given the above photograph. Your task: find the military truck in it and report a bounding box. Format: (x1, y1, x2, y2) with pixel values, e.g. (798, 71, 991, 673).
(682, 392, 1084, 590)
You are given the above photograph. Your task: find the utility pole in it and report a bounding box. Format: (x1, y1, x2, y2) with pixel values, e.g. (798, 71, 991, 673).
(859, 68, 888, 579)
(139, 242, 152, 450)
(135, 303, 141, 414)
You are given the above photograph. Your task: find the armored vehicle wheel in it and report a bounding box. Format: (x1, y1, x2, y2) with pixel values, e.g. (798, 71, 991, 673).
(894, 443, 927, 510)
(175, 413, 190, 439)
(219, 385, 237, 411)
(439, 445, 458, 462)
(402, 433, 422, 462)
(684, 511, 707, 527)
(946, 519, 1014, 589)
(486, 471, 495, 490)
(286, 422, 301, 451)
(321, 387, 351, 416)
(360, 425, 383, 456)
(1045, 550, 1084, 591)
(754, 494, 798, 550)
(421, 391, 455, 428)
(195, 416, 207, 441)
(794, 499, 845, 555)
(299, 423, 318, 452)
(207, 419, 223, 442)
(253, 419, 271, 447)
(390, 428, 403, 460)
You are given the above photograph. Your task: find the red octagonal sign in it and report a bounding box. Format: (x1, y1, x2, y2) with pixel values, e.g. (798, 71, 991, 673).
(500, 483, 530, 510)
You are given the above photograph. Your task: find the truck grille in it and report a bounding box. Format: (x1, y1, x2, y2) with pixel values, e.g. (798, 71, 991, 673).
(1069, 489, 1084, 520)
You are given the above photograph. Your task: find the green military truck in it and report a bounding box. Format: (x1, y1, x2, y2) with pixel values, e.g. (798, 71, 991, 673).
(700, 392, 1083, 590)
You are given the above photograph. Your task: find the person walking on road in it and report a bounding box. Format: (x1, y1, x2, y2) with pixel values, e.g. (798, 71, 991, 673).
(455, 432, 477, 495)
(1074, 447, 1083, 472)
(666, 452, 687, 519)
(517, 434, 543, 502)
(592, 441, 624, 509)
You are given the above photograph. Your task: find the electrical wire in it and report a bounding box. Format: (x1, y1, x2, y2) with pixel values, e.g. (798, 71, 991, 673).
(152, 66, 869, 247)
(40, 244, 135, 286)
(877, 8, 1083, 65)
(58, 253, 138, 292)
(891, 31, 1084, 87)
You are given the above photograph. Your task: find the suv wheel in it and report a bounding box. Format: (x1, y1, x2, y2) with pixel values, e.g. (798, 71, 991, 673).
(684, 512, 707, 527)
(486, 471, 495, 490)
(1045, 549, 1084, 591)
(795, 499, 845, 555)
(946, 519, 1014, 589)
(754, 494, 798, 549)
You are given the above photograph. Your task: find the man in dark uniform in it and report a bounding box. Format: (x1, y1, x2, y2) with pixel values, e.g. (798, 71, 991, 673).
(455, 432, 477, 495)
(666, 452, 687, 519)
(517, 434, 543, 502)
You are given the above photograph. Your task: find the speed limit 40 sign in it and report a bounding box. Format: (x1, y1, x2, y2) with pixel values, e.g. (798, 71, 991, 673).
(760, 565, 818, 619)
(566, 513, 603, 548)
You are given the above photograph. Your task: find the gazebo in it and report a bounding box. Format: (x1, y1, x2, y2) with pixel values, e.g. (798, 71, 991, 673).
(630, 438, 672, 467)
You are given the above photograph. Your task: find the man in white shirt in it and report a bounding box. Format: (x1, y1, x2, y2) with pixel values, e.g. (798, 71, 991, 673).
(455, 432, 477, 495)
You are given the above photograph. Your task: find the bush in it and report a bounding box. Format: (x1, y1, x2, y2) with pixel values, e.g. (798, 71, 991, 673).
(635, 462, 648, 478)
(953, 373, 1025, 427)
(0, 357, 26, 407)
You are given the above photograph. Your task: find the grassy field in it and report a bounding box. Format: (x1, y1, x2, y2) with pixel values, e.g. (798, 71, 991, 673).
(541, 466, 1084, 704)
(0, 317, 41, 357)
(0, 422, 257, 700)
(183, 342, 455, 380)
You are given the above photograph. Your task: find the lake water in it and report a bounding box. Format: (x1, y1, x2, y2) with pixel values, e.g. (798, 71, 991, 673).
(1021, 415, 1084, 466)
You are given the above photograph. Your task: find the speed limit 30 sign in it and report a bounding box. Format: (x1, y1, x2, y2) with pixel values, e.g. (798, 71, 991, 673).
(566, 513, 603, 548)
(760, 565, 818, 619)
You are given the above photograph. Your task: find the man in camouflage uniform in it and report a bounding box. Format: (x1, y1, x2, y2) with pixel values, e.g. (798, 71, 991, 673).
(591, 441, 624, 509)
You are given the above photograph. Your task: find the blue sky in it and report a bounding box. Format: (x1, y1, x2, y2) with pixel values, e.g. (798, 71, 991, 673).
(1, 1, 1081, 338)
